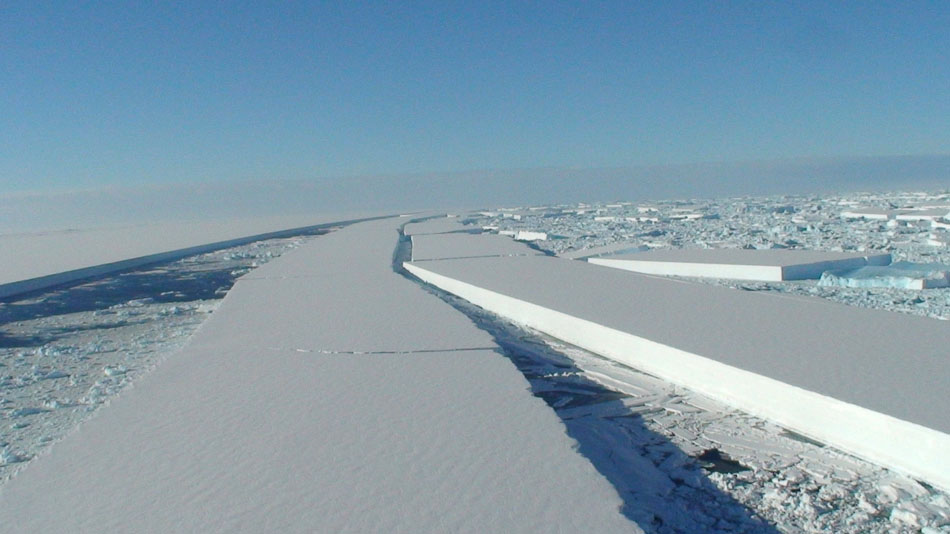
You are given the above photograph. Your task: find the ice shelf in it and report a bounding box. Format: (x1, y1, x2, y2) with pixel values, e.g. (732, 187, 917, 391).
(0, 218, 636, 533)
(559, 242, 651, 260)
(0, 213, 385, 299)
(410, 232, 543, 261)
(401, 215, 467, 235)
(405, 252, 950, 491)
(842, 207, 950, 221)
(589, 248, 892, 282)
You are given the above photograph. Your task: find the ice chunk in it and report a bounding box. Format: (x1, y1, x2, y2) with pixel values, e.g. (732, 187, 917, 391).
(928, 233, 949, 247)
(819, 262, 950, 289)
(514, 231, 547, 241)
(11, 408, 49, 418)
(103, 366, 128, 377)
(1, 449, 29, 465)
(40, 370, 69, 380)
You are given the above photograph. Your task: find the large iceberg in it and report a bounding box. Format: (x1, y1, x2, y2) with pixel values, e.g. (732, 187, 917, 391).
(818, 261, 950, 289)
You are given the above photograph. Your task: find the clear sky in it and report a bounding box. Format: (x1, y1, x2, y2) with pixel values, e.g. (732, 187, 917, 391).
(1, 1, 948, 193)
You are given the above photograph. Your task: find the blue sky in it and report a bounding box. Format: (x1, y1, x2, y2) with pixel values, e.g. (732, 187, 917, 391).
(1, 1, 948, 193)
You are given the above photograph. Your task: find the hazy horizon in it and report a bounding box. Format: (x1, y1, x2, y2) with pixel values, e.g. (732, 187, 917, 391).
(2, 154, 947, 233)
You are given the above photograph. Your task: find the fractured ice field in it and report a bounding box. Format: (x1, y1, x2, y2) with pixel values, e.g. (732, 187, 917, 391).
(0, 234, 322, 483)
(1, 190, 949, 533)
(417, 191, 950, 532)
(472, 190, 950, 320)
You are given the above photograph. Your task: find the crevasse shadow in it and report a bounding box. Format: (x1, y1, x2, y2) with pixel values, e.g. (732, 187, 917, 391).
(448, 298, 779, 533)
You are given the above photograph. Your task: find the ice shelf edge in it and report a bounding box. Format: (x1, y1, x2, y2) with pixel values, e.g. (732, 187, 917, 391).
(404, 260, 950, 492)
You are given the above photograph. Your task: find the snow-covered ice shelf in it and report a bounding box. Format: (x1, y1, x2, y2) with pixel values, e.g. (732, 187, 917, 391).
(842, 207, 950, 222)
(0, 218, 637, 533)
(0, 213, 382, 299)
(589, 248, 891, 282)
(405, 248, 950, 491)
(405, 222, 950, 532)
(401, 215, 467, 235)
(0, 234, 320, 484)
(447, 300, 950, 533)
(410, 232, 545, 261)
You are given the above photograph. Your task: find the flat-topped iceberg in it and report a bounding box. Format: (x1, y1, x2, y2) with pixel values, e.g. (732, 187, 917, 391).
(819, 261, 950, 289)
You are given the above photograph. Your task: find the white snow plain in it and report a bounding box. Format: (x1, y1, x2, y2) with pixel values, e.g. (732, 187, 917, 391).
(0, 218, 638, 533)
(405, 245, 950, 490)
(410, 232, 545, 262)
(0, 213, 383, 298)
(589, 248, 891, 282)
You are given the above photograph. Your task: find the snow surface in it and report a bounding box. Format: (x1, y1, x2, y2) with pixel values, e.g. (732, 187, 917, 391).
(514, 230, 548, 241)
(402, 216, 468, 235)
(842, 207, 950, 221)
(0, 236, 315, 483)
(590, 249, 890, 282)
(410, 232, 544, 262)
(443, 296, 950, 532)
(560, 242, 651, 260)
(405, 244, 950, 490)
(4, 190, 949, 532)
(0, 213, 382, 298)
(594, 248, 891, 267)
(0, 218, 637, 533)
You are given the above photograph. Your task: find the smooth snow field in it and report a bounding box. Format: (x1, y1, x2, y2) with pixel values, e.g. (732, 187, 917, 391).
(0, 218, 638, 533)
(589, 248, 891, 281)
(0, 213, 382, 299)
